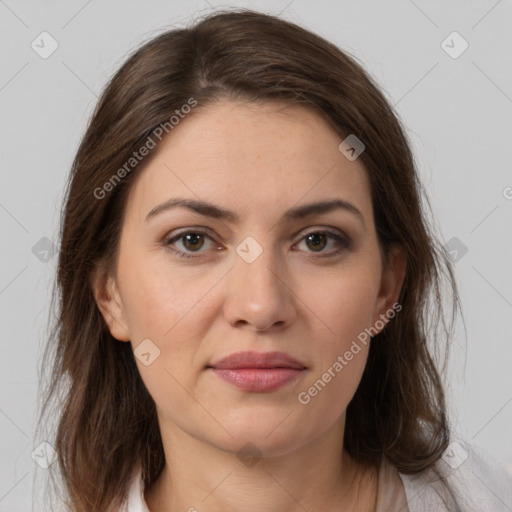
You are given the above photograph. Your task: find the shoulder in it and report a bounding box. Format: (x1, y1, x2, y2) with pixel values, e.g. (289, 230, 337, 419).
(398, 439, 512, 512)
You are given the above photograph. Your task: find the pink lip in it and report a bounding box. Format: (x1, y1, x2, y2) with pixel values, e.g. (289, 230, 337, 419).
(209, 350, 306, 370)
(210, 368, 305, 392)
(207, 351, 307, 392)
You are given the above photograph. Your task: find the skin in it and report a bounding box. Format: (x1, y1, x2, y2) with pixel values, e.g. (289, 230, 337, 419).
(93, 99, 406, 511)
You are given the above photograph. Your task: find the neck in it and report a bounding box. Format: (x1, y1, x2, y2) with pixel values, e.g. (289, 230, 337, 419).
(144, 417, 379, 512)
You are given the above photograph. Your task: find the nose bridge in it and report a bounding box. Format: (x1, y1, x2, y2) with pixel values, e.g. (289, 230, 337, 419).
(223, 235, 295, 330)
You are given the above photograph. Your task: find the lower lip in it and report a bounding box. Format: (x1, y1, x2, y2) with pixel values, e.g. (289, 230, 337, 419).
(210, 368, 305, 392)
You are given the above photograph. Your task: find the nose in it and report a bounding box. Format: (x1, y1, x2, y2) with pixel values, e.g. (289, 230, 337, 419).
(222, 244, 297, 332)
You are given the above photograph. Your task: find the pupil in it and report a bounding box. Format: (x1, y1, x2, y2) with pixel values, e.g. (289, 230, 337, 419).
(307, 233, 326, 251)
(184, 233, 204, 251)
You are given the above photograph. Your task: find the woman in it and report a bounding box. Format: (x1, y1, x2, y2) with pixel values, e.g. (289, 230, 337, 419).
(37, 9, 512, 512)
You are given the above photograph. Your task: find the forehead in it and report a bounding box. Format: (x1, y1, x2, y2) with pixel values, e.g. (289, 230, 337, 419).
(124, 100, 373, 224)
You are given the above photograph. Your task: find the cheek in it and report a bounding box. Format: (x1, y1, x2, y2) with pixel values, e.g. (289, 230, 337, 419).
(117, 251, 225, 391)
(118, 258, 217, 421)
(305, 263, 379, 350)
(296, 265, 378, 410)
(118, 247, 217, 341)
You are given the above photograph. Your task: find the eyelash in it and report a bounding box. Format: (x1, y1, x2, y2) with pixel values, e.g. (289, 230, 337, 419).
(163, 228, 351, 260)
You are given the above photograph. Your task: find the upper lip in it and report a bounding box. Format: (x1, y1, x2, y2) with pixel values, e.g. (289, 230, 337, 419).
(208, 351, 306, 370)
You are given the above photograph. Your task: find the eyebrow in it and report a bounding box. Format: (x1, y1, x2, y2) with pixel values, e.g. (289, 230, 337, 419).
(145, 197, 365, 227)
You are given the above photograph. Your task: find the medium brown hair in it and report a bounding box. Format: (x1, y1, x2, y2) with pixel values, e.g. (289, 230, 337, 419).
(37, 8, 461, 511)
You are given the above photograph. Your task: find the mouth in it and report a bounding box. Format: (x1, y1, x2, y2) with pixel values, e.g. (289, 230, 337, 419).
(206, 351, 307, 392)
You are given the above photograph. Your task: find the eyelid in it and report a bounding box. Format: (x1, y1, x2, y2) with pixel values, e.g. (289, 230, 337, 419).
(164, 226, 216, 240)
(293, 225, 347, 240)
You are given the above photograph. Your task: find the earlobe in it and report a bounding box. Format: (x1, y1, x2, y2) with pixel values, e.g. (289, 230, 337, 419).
(91, 266, 131, 342)
(374, 245, 406, 327)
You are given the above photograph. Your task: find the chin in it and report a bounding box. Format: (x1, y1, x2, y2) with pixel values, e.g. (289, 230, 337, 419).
(219, 432, 304, 460)
(208, 410, 310, 457)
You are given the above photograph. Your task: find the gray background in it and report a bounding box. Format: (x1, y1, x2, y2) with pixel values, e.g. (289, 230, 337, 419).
(1, 0, 511, 510)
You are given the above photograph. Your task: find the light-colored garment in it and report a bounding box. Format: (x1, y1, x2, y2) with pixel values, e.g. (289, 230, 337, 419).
(122, 442, 512, 511)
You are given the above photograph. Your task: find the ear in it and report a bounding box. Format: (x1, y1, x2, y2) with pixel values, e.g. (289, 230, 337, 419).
(373, 244, 406, 328)
(91, 264, 131, 342)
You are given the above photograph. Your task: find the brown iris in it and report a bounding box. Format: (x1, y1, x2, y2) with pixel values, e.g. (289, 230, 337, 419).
(182, 233, 205, 251)
(305, 233, 327, 252)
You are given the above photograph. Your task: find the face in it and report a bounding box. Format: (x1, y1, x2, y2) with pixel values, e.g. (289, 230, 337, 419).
(94, 99, 404, 457)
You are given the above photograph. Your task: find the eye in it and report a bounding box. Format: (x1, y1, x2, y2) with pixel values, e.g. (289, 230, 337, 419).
(164, 229, 219, 260)
(163, 228, 351, 261)
(294, 229, 351, 256)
